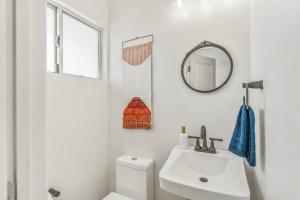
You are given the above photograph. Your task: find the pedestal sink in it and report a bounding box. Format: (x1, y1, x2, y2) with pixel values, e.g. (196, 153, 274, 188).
(159, 146, 250, 200)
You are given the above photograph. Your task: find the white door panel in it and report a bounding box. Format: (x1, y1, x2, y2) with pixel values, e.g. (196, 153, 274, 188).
(189, 54, 216, 90)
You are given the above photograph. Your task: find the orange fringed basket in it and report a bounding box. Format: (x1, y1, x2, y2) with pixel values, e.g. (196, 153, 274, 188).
(123, 97, 151, 129)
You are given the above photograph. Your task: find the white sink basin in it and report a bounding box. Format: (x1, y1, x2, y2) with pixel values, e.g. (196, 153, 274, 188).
(159, 146, 250, 200)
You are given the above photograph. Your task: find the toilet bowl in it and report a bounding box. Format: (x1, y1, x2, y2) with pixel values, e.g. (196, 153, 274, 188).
(103, 155, 154, 200)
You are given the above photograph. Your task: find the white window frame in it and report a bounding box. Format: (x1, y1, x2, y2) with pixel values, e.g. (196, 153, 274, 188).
(47, 0, 103, 79)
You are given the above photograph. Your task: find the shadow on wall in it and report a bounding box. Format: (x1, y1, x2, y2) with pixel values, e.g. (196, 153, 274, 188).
(245, 106, 266, 200)
(258, 108, 266, 172)
(246, 168, 265, 200)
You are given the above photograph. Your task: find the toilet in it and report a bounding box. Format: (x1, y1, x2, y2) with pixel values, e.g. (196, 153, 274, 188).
(103, 155, 154, 200)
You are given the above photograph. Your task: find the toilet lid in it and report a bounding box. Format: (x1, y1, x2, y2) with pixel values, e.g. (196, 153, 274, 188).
(103, 192, 133, 200)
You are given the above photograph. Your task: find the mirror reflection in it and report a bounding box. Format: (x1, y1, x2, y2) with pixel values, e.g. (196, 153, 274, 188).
(182, 42, 233, 92)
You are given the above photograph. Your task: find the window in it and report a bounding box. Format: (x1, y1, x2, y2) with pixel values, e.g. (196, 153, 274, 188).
(46, 3, 102, 79)
(47, 6, 57, 73)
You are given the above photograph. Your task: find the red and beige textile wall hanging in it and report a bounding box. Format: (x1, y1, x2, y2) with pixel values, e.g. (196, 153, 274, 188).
(122, 35, 153, 129)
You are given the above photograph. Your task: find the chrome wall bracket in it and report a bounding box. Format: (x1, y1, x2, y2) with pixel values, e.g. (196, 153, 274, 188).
(242, 80, 264, 106)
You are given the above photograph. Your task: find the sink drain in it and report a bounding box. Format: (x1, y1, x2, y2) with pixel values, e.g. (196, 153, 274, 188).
(131, 157, 138, 161)
(199, 177, 208, 183)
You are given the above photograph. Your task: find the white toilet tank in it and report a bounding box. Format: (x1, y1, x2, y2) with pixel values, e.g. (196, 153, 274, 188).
(116, 155, 154, 200)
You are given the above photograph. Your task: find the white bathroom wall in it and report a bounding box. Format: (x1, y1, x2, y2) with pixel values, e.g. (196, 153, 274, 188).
(108, 0, 249, 199)
(46, 74, 109, 200)
(46, 0, 109, 199)
(15, 0, 47, 199)
(249, 0, 300, 199)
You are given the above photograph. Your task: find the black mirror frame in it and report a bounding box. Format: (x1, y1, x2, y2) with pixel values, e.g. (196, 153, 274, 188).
(181, 41, 233, 93)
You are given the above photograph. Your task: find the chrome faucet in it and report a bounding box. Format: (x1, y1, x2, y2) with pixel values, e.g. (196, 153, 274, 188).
(189, 125, 223, 154)
(200, 126, 208, 150)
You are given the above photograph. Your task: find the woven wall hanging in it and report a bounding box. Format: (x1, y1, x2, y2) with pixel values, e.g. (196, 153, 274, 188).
(122, 35, 153, 129)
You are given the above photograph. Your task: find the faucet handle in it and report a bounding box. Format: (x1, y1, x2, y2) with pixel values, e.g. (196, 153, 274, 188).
(209, 138, 223, 142)
(188, 136, 200, 139)
(188, 136, 201, 151)
(209, 138, 223, 153)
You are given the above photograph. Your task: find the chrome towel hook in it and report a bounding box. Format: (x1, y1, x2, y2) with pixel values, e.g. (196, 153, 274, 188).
(242, 80, 264, 107)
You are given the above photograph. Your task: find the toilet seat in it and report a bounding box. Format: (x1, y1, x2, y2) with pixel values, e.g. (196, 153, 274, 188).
(103, 192, 133, 200)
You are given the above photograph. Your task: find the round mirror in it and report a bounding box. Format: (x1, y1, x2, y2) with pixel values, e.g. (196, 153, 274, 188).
(181, 41, 233, 93)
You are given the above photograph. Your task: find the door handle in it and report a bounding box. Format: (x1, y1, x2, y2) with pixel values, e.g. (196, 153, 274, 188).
(48, 188, 61, 198)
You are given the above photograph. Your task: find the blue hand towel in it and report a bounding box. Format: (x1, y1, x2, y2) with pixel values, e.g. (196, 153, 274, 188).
(229, 105, 256, 167)
(246, 107, 256, 167)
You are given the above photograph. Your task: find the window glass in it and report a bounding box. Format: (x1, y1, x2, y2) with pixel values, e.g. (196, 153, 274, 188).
(47, 7, 57, 72)
(62, 13, 100, 78)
